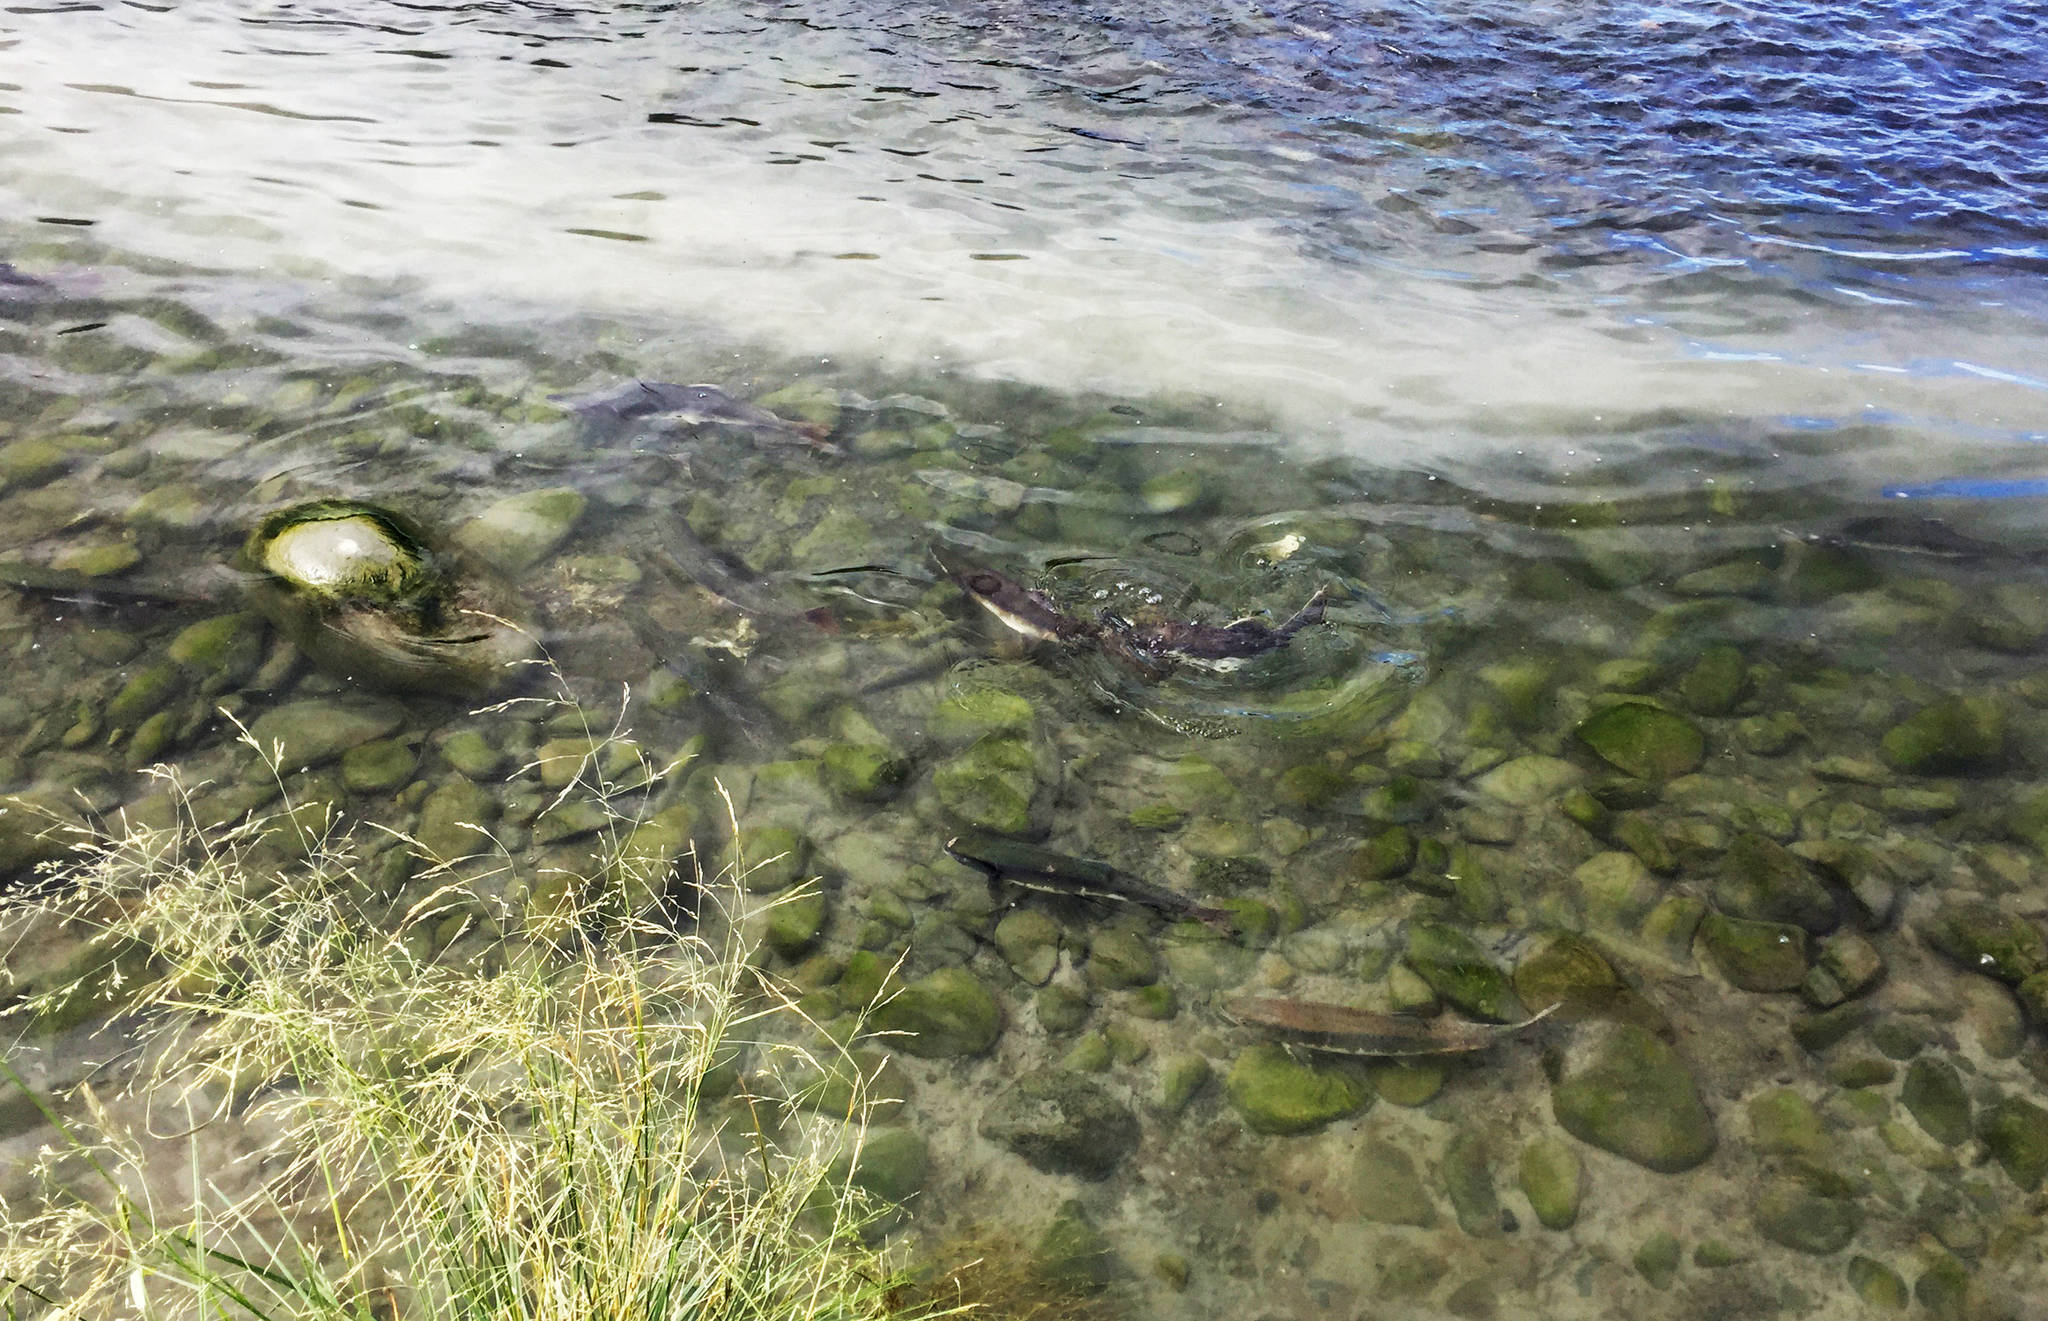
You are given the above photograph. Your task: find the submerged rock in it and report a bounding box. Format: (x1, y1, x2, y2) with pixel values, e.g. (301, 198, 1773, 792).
(1224, 1043, 1369, 1135)
(1880, 695, 2005, 773)
(1404, 922, 1521, 1021)
(1919, 899, 2046, 985)
(1980, 1096, 2048, 1191)
(1353, 1138, 1438, 1227)
(874, 966, 1001, 1058)
(1574, 702, 1704, 781)
(243, 499, 537, 698)
(1752, 1179, 1860, 1255)
(1519, 1136, 1584, 1230)
(979, 1068, 1140, 1180)
(1551, 1024, 1716, 1173)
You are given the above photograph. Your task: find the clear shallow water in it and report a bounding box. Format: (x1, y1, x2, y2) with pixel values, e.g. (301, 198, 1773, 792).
(3, 3, 2048, 1320)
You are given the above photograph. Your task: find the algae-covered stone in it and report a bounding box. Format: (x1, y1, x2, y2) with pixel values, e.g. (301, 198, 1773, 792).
(1159, 1053, 1211, 1115)
(1634, 1232, 1682, 1289)
(413, 776, 495, 862)
(1353, 825, 1415, 880)
(1353, 1138, 1438, 1227)
(1753, 1179, 1860, 1255)
(1715, 833, 1839, 934)
(250, 698, 406, 772)
(1747, 1088, 1826, 1157)
(452, 487, 586, 574)
(1900, 1058, 1971, 1146)
(607, 804, 697, 911)
(1846, 1256, 1909, 1310)
(1918, 899, 2046, 985)
(838, 1126, 928, 1204)
(933, 735, 1041, 835)
(1035, 1200, 1115, 1295)
(1881, 695, 2005, 773)
(1085, 927, 1158, 990)
(1365, 1060, 1445, 1107)
(1699, 910, 1809, 992)
(340, 738, 418, 794)
(105, 662, 186, 728)
(1575, 702, 1704, 780)
(1519, 1137, 1583, 1230)
(765, 891, 828, 959)
(932, 685, 1036, 742)
(727, 824, 810, 894)
(166, 613, 265, 686)
(1572, 851, 1662, 932)
(1677, 645, 1747, 715)
(1979, 1096, 2048, 1190)
(874, 966, 1001, 1058)
(1224, 1043, 1369, 1135)
(1552, 1023, 1715, 1173)
(1404, 922, 1521, 1022)
(435, 727, 505, 780)
(1473, 755, 1583, 806)
(979, 1068, 1139, 1179)
(822, 742, 909, 802)
(1440, 1128, 1501, 1238)
(0, 793, 87, 883)
(994, 908, 1061, 985)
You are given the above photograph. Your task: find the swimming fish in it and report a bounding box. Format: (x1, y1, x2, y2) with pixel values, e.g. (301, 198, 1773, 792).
(944, 830, 1232, 929)
(552, 380, 839, 452)
(1223, 997, 1560, 1058)
(937, 551, 1329, 671)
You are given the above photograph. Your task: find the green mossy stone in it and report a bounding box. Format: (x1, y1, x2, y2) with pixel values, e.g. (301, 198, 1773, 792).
(839, 1126, 928, 1204)
(1715, 833, 1839, 934)
(1224, 1043, 1369, 1135)
(1676, 645, 1746, 715)
(1127, 981, 1177, 1020)
(340, 738, 418, 794)
(250, 698, 406, 772)
(1352, 824, 1415, 880)
(0, 438, 73, 488)
(1519, 1137, 1584, 1230)
(2018, 970, 2048, 1032)
(1365, 1060, 1446, 1107)
(837, 951, 889, 1011)
(106, 662, 186, 728)
(874, 966, 1001, 1059)
(1404, 922, 1521, 1022)
(51, 542, 141, 578)
(932, 735, 1040, 835)
(1633, 1232, 1682, 1289)
(1612, 813, 1675, 873)
(994, 908, 1061, 985)
(1640, 893, 1708, 967)
(452, 487, 586, 573)
(1846, 1256, 1909, 1310)
(1034, 1200, 1115, 1296)
(1477, 660, 1552, 727)
(1572, 850, 1663, 932)
(1551, 1024, 1716, 1173)
(931, 686, 1036, 742)
(1918, 900, 2046, 985)
(1275, 762, 1347, 810)
(436, 728, 505, 780)
(1441, 1128, 1501, 1238)
(1354, 1138, 1438, 1227)
(1085, 927, 1158, 990)
(1753, 1179, 1860, 1255)
(1979, 1096, 2048, 1191)
(1738, 711, 1805, 756)
(1575, 702, 1705, 780)
(126, 710, 177, 766)
(1900, 1058, 1972, 1146)
(1060, 1031, 1112, 1073)
(1473, 754, 1583, 806)
(606, 805, 696, 912)
(979, 1068, 1139, 1180)
(766, 891, 829, 959)
(1881, 695, 2005, 773)
(1828, 1057, 1895, 1088)
(1360, 774, 1433, 825)
(821, 742, 910, 802)
(413, 776, 495, 862)
(1699, 910, 1809, 992)
(728, 825, 810, 894)
(1559, 786, 1610, 831)
(1748, 1088, 1826, 1157)
(166, 613, 264, 682)
(1159, 1053, 1211, 1114)
(754, 381, 842, 431)
(1034, 982, 1093, 1034)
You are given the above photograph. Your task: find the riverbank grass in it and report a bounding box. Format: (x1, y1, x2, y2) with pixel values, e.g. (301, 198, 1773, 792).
(0, 749, 941, 1321)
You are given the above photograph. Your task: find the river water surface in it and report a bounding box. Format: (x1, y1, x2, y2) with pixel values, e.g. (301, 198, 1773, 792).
(3, 2, 2047, 1318)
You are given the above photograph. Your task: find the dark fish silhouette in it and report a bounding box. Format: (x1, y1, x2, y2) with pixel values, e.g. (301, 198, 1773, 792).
(938, 550, 1328, 672)
(1224, 997, 1559, 1058)
(944, 831, 1231, 929)
(552, 380, 838, 453)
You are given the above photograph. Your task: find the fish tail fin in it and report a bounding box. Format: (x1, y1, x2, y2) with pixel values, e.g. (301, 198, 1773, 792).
(1278, 585, 1331, 636)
